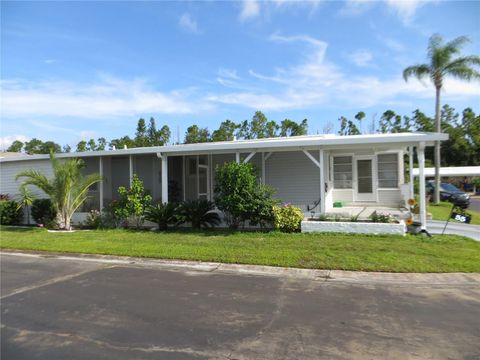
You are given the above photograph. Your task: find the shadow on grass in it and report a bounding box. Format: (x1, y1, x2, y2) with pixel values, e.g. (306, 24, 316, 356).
(1, 226, 42, 233)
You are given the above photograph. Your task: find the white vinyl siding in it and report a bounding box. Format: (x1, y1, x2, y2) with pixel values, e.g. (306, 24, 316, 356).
(0, 159, 53, 198)
(265, 151, 320, 208)
(377, 153, 398, 188)
(333, 156, 353, 189)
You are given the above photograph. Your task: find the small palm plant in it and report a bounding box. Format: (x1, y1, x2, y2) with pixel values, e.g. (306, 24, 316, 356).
(16, 185, 35, 225)
(145, 202, 178, 231)
(16, 154, 102, 230)
(177, 200, 221, 229)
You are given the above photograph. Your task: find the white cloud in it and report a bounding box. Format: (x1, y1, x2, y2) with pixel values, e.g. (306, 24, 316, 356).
(0, 76, 213, 119)
(340, 0, 434, 24)
(348, 49, 373, 67)
(217, 68, 239, 80)
(385, 0, 427, 24)
(178, 13, 199, 33)
(209, 33, 480, 111)
(0, 135, 29, 150)
(239, 0, 260, 21)
(44, 59, 57, 64)
(381, 37, 405, 52)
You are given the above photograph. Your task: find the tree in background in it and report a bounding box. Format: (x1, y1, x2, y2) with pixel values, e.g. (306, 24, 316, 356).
(354, 112, 365, 134)
(87, 139, 97, 151)
(403, 34, 480, 203)
(76, 140, 87, 152)
(24, 138, 44, 154)
(184, 125, 210, 144)
(97, 137, 107, 150)
(63, 144, 72, 153)
(280, 119, 308, 137)
(6, 140, 24, 152)
(135, 118, 148, 147)
(147, 118, 170, 146)
(338, 116, 360, 136)
(211, 120, 239, 142)
(109, 136, 136, 150)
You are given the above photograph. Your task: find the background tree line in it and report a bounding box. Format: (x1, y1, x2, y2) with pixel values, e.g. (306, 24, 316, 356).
(5, 107, 480, 166)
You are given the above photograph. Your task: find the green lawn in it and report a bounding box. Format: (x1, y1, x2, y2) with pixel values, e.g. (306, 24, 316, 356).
(1, 226, 479, 273)
(428, 201, 480, 225)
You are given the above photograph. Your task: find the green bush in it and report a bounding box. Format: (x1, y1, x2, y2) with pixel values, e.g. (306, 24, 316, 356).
(84, 209, 101, 228)
(31, 199, 57, 227)
(145, 202, 178, 231)
(113, 175, 152, 229)
(369, 211, 393, 223)
(0, 198, 22, 225)
(272, 203, 304, 233)
(214, 162, 277, 229)
(177, 200, 220, 229)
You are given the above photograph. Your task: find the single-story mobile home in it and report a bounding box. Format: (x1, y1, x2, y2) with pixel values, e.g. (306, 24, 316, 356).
(0, 132, 448, 230)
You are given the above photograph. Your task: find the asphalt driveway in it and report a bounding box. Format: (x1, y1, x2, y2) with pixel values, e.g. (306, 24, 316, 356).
(1, 252, 479, 360)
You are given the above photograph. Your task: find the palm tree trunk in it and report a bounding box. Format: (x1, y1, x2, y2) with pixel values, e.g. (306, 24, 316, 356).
(434, 86, 442, 204)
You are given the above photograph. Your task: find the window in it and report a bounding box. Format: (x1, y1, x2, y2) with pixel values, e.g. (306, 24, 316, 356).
(333, 156, 353, 189)
(377, 153, 398, 188)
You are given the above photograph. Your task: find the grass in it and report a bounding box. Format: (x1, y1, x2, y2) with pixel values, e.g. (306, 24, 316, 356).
(1, 226, 480, 273)
(428, 201, 480, 225)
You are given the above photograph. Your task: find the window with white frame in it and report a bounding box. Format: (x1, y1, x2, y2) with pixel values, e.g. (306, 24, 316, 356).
(377, 153, 398, 188)
(333, 156, 353, 189)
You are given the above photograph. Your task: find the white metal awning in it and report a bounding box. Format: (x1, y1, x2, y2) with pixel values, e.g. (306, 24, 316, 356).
(412, 166, 480, 177)
(0, 132, 448, 162)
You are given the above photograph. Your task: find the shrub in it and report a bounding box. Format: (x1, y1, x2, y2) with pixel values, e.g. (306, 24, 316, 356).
(31, 199, 57, 227)
(0, 199, 22, 225)
(177, 200, 220, 229)
(272, 203, 304, 233)
(248, 184, 279, 229)
(145, 202, 178, 231)
(369, 211, 393, 223)
(85, 209, 101, 228)
(113, 175, 152, 229)
(214, 162, 277, 229)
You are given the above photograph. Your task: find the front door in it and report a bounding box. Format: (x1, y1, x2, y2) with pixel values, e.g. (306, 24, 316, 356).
(197, 164, 209, 200)
(356, 157, 375, 202)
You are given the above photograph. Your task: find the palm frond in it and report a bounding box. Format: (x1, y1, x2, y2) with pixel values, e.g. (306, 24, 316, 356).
(427, 33, 443, 60)
(445, 65, 480, 81)
(403, 64, 431, 82)
(444, 35, 470, 55)
(16, 170, 54, 196)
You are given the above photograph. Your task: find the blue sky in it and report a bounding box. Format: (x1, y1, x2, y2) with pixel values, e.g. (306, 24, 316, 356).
(1, 0, 479, 149)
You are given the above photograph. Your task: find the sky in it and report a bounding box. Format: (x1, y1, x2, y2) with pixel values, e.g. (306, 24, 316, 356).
(1, 0, 479, 149)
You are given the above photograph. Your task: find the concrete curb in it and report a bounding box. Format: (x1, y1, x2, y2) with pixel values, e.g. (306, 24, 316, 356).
(2, 250, 479, 286)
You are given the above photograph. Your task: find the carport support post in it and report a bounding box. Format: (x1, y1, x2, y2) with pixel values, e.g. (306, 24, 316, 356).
(161, 154, 168, 204)
(319, 149, 325, 214)
(99, 157, 104, 212)
(418, 143, 427, 230)
(409, 146, 414, 199)
(235, 152, 240, 164)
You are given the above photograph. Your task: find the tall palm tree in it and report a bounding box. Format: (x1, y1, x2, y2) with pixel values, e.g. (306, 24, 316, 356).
(16, 154, 102, 230)
(403, 34, 480, 204)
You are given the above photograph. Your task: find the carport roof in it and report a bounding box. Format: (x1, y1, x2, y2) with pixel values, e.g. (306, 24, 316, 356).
(0, 132, 448, 162)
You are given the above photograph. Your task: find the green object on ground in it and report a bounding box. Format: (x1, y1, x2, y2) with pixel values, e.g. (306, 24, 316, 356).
(1, 226, 479, 273)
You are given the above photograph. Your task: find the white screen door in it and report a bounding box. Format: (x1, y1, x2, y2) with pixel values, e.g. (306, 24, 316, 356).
(197, 164, 209, 200)
(356, 158, 375, 201)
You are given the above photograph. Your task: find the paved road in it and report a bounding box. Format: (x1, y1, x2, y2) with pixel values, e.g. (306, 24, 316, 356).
(470, 196, 480, 212)
(1, 253, 480, 360)
(428, 220, 480, 241)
